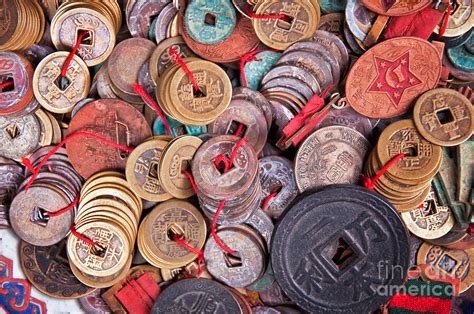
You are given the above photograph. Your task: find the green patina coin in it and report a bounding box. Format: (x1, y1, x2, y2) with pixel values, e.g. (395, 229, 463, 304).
(153, 115, 207, 137)
(149, 17, 158, 41)
(320, 0, 347, 13)
(241, 51, 281, 90)
(447, 33, 474, 72)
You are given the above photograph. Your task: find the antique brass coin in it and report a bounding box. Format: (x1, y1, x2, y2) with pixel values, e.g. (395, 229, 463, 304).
(413, 88, 473, 147)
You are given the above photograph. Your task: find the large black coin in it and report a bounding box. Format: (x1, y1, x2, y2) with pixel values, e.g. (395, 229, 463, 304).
(151, 278, 242, 313)
(271, 185, 410, 313)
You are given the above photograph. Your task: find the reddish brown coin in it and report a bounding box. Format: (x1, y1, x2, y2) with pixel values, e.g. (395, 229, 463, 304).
(345, 37, 441, 119)
(66, 99, 152, 178)
(360, 0, 432, 16)
(181, 14, 259, 63)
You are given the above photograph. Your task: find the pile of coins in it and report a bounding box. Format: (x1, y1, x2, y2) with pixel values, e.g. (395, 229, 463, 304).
(67, 171, 142, 288)
(137, 199, 207, 269)
(157, 57, 232, 126)
(192, 135, 261, 224)
(364, 119, 442, 212)
(51, 0, 122, 66)
(0, 157, 23, 228)
(10, 146, 82, 246)
(0, 0, 45, 51)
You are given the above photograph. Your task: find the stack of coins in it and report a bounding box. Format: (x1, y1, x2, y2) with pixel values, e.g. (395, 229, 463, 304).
(51, 0, 122, 66)
(9, 146, 82, 246)
(157, 58, 232, 126)
(67, 171, 142, 288)
(0, 0, 45, 51)
(33, 51, 91, 114)
(0, 52, 38, 117)
(137, 199, 207, 269)
(34, 108, 62, 146)
(126, 135, 203, 201)
(204, 224, 267, 288)
(192, 135, 261, 224)
(0, 157, 23, 228)
(364, 119, 443, 212)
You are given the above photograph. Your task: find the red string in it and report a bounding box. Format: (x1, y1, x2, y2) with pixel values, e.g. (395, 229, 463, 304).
(61, 31, 87, 78)
(48, 194, 79, 217)
(226, 137, 249, 172)
(234, 123, 245, 137)
(21, 157, 37, 174)
(22, 131, 134, 191)
(468, 224, 473, 236)
(212, 200, 235, 254)
(244, 6, 289, 21)
(70, 224, 97, 246)
(173, 235, 204, 276)
(132, 83, 171, 136)
(0, 81, 13, 90)
(181, 170, 198, 193)
(439, 4, 451, 37)
(262, 191, 278, 211)
(168, 47, 199, 92)
(361, 153, 406, 190)
(214, 155, 230, 172)
(240, 50, 264, 88)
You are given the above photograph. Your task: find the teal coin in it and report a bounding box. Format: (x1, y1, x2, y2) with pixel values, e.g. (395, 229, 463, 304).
(241, 51, 281, 90)
(149, 17, 158, 41)
(447, 34, 474, 73)
(246, 262, 275, 292)
(184, 0, 236, 45)
(320, 0, 347, 13)
(153, 116, 207, 136)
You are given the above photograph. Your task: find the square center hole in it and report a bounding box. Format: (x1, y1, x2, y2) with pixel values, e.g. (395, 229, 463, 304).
(0, 74, 14, 92)
(54, 75, 71, 91)
(224, 252, 242, 268)
(77, 29, 93, 46)
(204, 13, 216, 26)
(402, 144, 419, 157)
(228, 121, 247, 137)
(167, 223, 185, 241)
(213, 153, 234, 174)
(327, 237, 356, 271)
(436, 108, 455, 125)
(5, 123, 19, 140)
(276, 15, 293, 30)
(147, 161, 159, 179)
(193, 87, 207, 98)
(422, 200, 438, 217)
(438, 254, 458, 273)
(30, 206, 49, 227)
(90, 245, 107, 258)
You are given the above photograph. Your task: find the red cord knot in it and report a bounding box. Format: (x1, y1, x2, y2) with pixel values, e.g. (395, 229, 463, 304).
(262, 191, 279, 211)
(361, 153, 406, 191)
(61, 30, 87, 78)
(181, 169, 198, 194)
(233, 123, 245, 138)
(168, 47, 199, 92)
(173, 235, 204, 276)
(244, 6, 290, 21)
(439, 4, 451, 37)
(132, 83, 171, 136)
(23, 131, 134, 191)
(240, 50, 265, 88)
(70, 224, 98, 247)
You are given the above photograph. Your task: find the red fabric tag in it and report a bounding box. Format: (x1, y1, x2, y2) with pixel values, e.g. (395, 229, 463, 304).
(136, 272, 161, 300)
(384, 6, 444, 40)
(115, 279, 153, 314)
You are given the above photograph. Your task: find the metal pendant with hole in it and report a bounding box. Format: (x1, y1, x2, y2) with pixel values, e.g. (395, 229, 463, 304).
(271, 185, 410, 313)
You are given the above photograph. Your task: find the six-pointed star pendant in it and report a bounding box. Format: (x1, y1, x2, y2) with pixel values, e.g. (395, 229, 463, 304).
(367, 51, 422, 107)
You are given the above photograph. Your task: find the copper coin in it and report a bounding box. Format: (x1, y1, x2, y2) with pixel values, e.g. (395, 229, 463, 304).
(153, 3, 177, 44)
(295, 126, 370, 192)
(413, 88, 473, 147)
(258, 156, 298, 219)
(127, 0, 171, 38)
(79, 289, 111, 314)
(361, 0, 432, 16)
(311, 30, 349, 75)
(318, 13, 345, 39)
(66, 99, 152, 178)
(318, 106, 375, 139)
(232, 87, 273, 130)
(0, 113, 40, 160)
(181, 14, 259, 63)
(346, 37, 442, 119)
(20, 239, 95, 299)
(261, 64, 321, 95)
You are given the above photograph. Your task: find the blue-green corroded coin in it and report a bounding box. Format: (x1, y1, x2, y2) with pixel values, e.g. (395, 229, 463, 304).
(149, 17, 158, 40)
(184, 0, 236, 45)
(320, 0, 347, 13)
(447, 33, 474, 72)
(153, 116, 207, 136)
(247, 262, 275, 292)
(241, 51, 281, 90)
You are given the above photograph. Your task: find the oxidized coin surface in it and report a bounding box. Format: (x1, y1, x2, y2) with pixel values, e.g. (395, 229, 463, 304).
(413, 88, 473, 147)
(66, 99, 152, 178)
(318, 106, 374, 139)
(127, 0, 171, 38)
(360, 0, 432, 16)
(318, 13, 345, 38)
(245, 209, 274, 249)
(346, 37, 442, 119)
(295, 126, 370, 192)
(20, 240, 95, 298)
(258, 156, 298, 219)
(240, 51, 281, 90)
(272, 185, 410, 313)
(0, 113, 40, 160)
(151, 279, 242, 313)
(401, 188, 454, 240)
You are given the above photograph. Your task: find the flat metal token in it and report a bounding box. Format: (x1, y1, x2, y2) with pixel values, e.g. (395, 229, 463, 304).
(272, 185, 410, 313)
(447, 41, 474, 72)
(0, 113, 40, 160)
(241, 51, 281, 90)
(154, 3, 177, 44)
(442, 50, 474, 81)
(127, 0, 171, 38)
(345, 0, 377, 41)
(346, 37, 442, 119)
(20, 240, 95, 299)
(245, 209, 275, 249)
(318, 13, 345, 39)
(311, 30, 350, 75)
(151, 279, 242, 313)
(343, 21, 366, 55)
(318, 106, 375, 139)
(295, 126, 370, 192)
(433, 0, 473, 37)
(261, 65, 322, 95)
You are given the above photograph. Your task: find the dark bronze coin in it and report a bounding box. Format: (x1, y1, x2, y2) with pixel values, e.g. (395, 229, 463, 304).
(151, 278, 242, 313)
(20, 240, 95, 299)
(127, 0, 171, 38)
(261, 65, 321, 95)
(271, 185, 410, 313)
